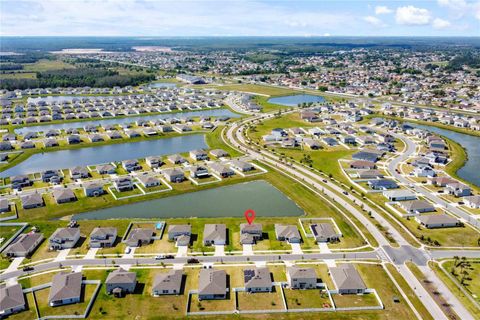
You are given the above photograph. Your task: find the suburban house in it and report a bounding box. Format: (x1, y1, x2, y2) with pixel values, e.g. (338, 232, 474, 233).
(122, 159, 142, 172)
(352, 151, 380, 163)
(368, 179, 399, 190)
(145, 156, 163, 169)
(21, 193, 45, 209)
(329, 264, 367, 294)
(357, 169, 384, 179)
(3, 232, 43, 257)
(286, 266, 317, 289)
(275, 224, 302, 243)
(446, 182, 472, 197)
(167, 225, 192, 246)
(106, 268, 137, 297)
(11, 175, 31, 190)
(83, 181, 105, 197)
(48, 272, 83, 307)
(137, 175, 161, 188)
(190, 165, 210, 179)
(209, 149, 229, 158)
(49, 228, 81, 250)
(399, 200, 436, 215)
(52, 188, 77, 204)
(125, 228, 154, 247)
(464, 195, 480, 209)
(69, 166, 89, 179)
(198, 269, 227, 300)
(167, 154, 186, 164)
(96, 164, 116, 175)
(89, 227, 117, 248)
(209, 163, 235, 177)
(152, 270, 184, 296)
(413, 166, 436, 178)
(0, 283, 26, 317)
(350, 160, 376, 169)
(0, 199, 9, 213)
(239, 223, 263, 245)
(203, 224, 227, 245)
(383, 190, 417, 201)
(303, 138, 321, 150)
(230, 160, 254, 172)
(189, 149, 208, 161)
(114, 177, 135, 192)
(415, 214, 460, 229)
(162, 168, 185, 183)
(310, 223, 341, 243)
(243, 267, 272, 293)
(427, 176, 456, 187)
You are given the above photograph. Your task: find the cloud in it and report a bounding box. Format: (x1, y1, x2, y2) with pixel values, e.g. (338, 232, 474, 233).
(363, 16, 385, 26)
(437, 0, 467, 9)
(432, 18, 452, 28)
(395, 6, 431, 25)
(375, 6, 392, 15)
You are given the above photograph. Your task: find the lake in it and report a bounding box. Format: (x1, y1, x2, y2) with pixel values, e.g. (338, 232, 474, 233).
(0, 134, 207, 177)
(15, 109, 240, 135)
(148, 82, 177, 88)
(410, 123, 480, 187)
(268, 94, 326, 107)
(73, 180, 304, 219)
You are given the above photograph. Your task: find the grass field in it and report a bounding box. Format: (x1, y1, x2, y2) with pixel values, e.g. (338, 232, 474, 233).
(218, 83, 297, 96)
(23, 59, 76, 72)
(0, 72, 37, 79)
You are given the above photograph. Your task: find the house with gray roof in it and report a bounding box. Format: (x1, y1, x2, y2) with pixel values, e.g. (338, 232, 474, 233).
(329, 264, 367, 294)
(209, 163, 234, 178)
(52, 188, 77, 204)
(189, 149, 208, 161)
(209, 149, 229, 158)
(114, 176, 134, 192)
(198, 269, 227, 300)
(243, 267, 272, 293)
(3, 232, 43, 257)
(90, 227, 117, 248)
(49, 272, 83, 306)
(0, 198, 10, 213)
(383, 190, 417, 201)
(230, 160, 254, 172)
(203, 224, 227, 246)
(83, 181, 105, 197)
(162, 168, 185, 183)
(152, 270, 184, 296)
(21, 193, 44, 209)
(464, 195, 480, 209)
(49, 228, 80, 250)
(168, 225, 191, 246)
(106, 268, 137, 296)
(96, 164, 116, 175)
(137, 175, 161, 188)
(0, 283, 26, 317)
(145, 156, 163, 169)
(125, 228, 154, 247)
(399, 200, 435, 215)
(310, 223, 341, 243)
(286, 266, 317, 289)
(275, 224, 301, 243)
(415, 214, 460, 229)
(239, 223, 263, 245)
(446, 182, 472, 197)
(69, 166, 89, 179)
(167, 154, 186, 164)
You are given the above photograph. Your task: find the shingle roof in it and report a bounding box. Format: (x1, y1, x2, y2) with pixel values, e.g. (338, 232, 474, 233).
(198, 269, 226, 296)
(153, 270, 183, 292)
(329, 264, 366, 291)
(106, 268, 137, 284)
(0, 283, 25, 312)
(48, 272, 82, 303)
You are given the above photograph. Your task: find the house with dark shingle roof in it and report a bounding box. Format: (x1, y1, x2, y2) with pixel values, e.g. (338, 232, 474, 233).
(329, 264, 366, 294)
(198, 269, 227, 300)
(203, 224, 227, 245)
(275, 224, 301, 243)
(239, 223, 263, 245)
(3, 232, 43, 257)
(0, 283, 26, 317)
(21, 193, 44, 209)
(125, 228, 153, 247)
(49, 228, 80, 250)
(415, 214, 460, 229)
(106, 268, 137, 296)
(52, 188, 77, 204)
(48, 272, 83, 307)
(152, 270, 184, 296)
(90, 227, 117, 248)
(243, 267, 272, 293)
(286, 266, 317, 289)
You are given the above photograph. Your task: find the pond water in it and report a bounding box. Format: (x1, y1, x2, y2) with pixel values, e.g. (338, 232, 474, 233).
(0, 134, 207, 177)
(268, 94, 326, 107)
(15, 109, 240, 135)
(410, 123, 480, 187)
(73, 180, 304, 219)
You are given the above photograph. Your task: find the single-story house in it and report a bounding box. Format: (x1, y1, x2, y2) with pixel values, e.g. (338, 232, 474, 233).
(329, 264, 367, 294)
(106, 268, 137, 296)
(198, 269, 227, 300)
(244, 267, 272, 293)
(415, 214, 460, 229)
(399, 200, 436, 215)
(383, 190, 417, 201)
(464, 195, 480, 209)
(310, 223, 341, 243)
(350, 160, 376, 170)
(96, 164, 116, 175)
(0, 283, 26, 317)
(152, 270, 184, 296)
(145, 156, 163, 169)
(203, 224, 227, 245)
(3, 232, 44, 257)
(286, 266, 317, 289)
(209, 163, 234, 178)
(137, 175, 161, 188)
(357, 169, 384, 179)
(230, 160, 254, 172)
(167, 154, 186, 164)
(162, 168, 185, 183)
(168, 224, 192, 246)
(239, 223, 263, 244)
(368, 179, 398, 190)
(303, 138, 322, 150)
(48, 272, 82, 306)
(275, 224, 301, 243)
(446, 182, 472, 197)
(209, 149, 229, 158)
(69, 166, 89, 179)
(52, 188, 77, 204)
(122, 159, 141, 172)
(0, 198, 10, 213)
(21, 193, 45, 209)
(125, 228, 154, 247)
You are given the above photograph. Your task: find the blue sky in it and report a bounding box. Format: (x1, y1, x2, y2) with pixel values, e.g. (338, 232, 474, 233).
(1, 0, 479, 36)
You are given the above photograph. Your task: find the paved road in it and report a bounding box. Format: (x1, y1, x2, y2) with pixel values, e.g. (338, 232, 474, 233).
(388, 132, 480, 229)
(0, 251, 378, 282)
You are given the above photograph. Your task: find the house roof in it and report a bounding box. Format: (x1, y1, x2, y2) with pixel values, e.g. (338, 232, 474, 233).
(243, 267, 272, 288)
(21, 193, 43, 206)
(464, 195, 480, 206)
(203, 224, 227, 243)
(401, 200, 435, 212)
(4, 233, 43, 255)
(0, 283, 25, 312)
(106, 268, 137, 284)
(275, 224, 301, 240)
(417, 214, 459, 225)
(52, 188, 75, 201)
(329, 264, 366, 291)
(48, 272, 82, 303)
(127, 228, 153, 242)
(240, 223, 262, 234)
(383, 189, 417, 199)
(310, 223, 337, 238)
(90, 227, 116, 238)
(50, 228, 80, 240)
(153, 270, 183, 292)
(168, 224, 191, 234)
(198, 269, 227, 296)
(287, 266, 316, 280)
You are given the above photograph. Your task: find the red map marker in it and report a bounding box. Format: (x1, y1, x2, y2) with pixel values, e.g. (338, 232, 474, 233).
(244, 209, 256, 225)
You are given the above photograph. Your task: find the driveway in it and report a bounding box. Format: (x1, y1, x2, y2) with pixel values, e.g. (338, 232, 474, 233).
(290, 243, 303, 254)
(242, 244, 253, 255)
(214, 245, 225, 256)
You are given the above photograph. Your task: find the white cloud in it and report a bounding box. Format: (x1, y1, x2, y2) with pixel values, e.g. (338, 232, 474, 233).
(395, 6, 431, 25)
(375, 6, 392, 15)
(437, 0, 467, 9)
(475, 1, 480, 20)
(363, 16, 385, 27)
(433, 18, 452, 28)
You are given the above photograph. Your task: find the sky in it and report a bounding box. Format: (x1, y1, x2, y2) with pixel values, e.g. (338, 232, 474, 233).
(0, 0, 479, 37)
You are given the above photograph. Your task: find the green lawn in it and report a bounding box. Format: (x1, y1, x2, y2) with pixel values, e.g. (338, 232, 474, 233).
(218, 83, 297, 96)
(23, 59, 75, 72)
(284, 288, 332, 309)
(237, 289, 285, 311)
